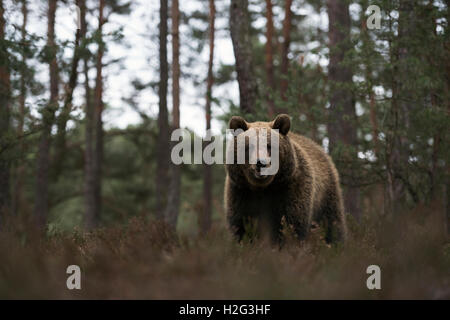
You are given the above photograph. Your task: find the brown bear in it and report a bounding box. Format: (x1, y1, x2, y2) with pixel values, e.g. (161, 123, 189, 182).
(224, 114, 347, 245)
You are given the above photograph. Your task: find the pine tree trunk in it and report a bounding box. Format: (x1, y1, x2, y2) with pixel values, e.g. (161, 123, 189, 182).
(156, 0, 170, 219)
(326, 0, 361, 222)
(446, 166, 450, 235)
(0, 0, 11, 221)
(384, 2, 398, 216)
(369, 92, 379, 156)
(53, 0, 83, 178)
(81, 0, 96, 230)
(12, 0, 28, 216)
(360, 10, 380, 158)
(265, 0, 275, 117)
(392, 0, 416, 207)
(280, 0, 292, 101)
(360, 11, 384, 214)
(88, 0, 105, 229)
(229, 0, 257, 114)
(165, 0, 181, 229)
(34, 0, 58, 228)
(200, 0, 215, 235)
(307, 64, 323, 143)
(445, 0, 450, 235)
(384, 0, 419, 214)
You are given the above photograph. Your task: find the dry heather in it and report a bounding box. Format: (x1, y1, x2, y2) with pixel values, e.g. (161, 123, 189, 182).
(0, 210, 449, 299)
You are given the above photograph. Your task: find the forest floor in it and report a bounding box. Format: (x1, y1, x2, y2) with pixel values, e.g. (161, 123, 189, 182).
(0, 207, 449, 299)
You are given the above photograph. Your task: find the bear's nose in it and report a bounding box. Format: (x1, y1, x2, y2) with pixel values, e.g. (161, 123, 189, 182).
(256, 159, 268, 169)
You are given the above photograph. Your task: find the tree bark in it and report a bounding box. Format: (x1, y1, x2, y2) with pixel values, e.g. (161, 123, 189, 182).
(34, 0, 59, 228)
(200, 0, 216, 235)
(280, 0, 292, 101)
(447, 164, 450, 235)
(0, 0, 11, 221)
(369, 92, 379, 156)
(80, 0, 96, 230)
(156, 0, 170, 219)
(86, 0, 105, 229)
(384, 0, 418, 215)
(445, 0, 450, 235)
(265, 0, 275, 117)
(391, 0, 416, 207)
(229, 0, 257, 114)
(307, 64, 323, 143)
(427, 3, 440, 201)
(360, 11, 380, 158)
(165, 0, 181, 228)
(12, 0, 28, 216)
(326, 0, 361, 222)
(53, 0, 84, 178)
(384, 1, 398, 216)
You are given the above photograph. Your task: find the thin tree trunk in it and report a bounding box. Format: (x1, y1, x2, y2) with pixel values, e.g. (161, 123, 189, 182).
(81, 0, 96, 230)
(366, 60, 380, 158)
(297, 57, 318, 141)
(326, 0, 361, 222)
(384, 4, 397, 216)
(446, 164, 450, 235)
(88, 0, 105, 229)
(426, 0, 440, 201)
(0, 0, 11, 221)
(54, 0, 84, 178)
(34, 0, 59, 228)
(369, 92, 379, 156)
(171, 0, 180, 133)
(200, 0, 215, 235)
(391, 0, 416, 207)
(13, 0, 28, 216)
(156, 0, 170, 219)
(165, 0, 181, 228)
(280, 0, 292, 101)
(265, 0, 275, 117)
(308, 64, 323, 143)
(367, 78, 385, 215)
(360, 1, 380, 160)
(229, 0, 257, 114)
(360, 10, 380, 158)
(384, 0, 418, 215)
(445, 0, 450, 235)
(429, 87, 440, 201)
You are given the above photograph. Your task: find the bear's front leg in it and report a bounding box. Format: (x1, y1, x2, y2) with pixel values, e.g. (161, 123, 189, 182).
(283, 187, 313, 242)
(227, 212, 246, 242)
(225, 179, 249, 242)
(256, 209, 284, 247)
(267, 213, 284, 247)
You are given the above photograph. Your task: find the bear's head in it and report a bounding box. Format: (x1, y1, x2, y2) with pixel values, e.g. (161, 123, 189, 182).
(226, 114, 295, 188)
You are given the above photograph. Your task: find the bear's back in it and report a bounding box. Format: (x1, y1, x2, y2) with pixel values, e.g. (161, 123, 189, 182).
(288, 132, 331, 171)
(287, 132, 336, 212)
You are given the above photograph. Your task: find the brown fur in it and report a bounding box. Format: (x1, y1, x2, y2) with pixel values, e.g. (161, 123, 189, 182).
(225, 114, 347, 245)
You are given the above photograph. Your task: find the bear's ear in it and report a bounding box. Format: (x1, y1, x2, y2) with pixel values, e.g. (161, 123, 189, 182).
(229, 116, 248, 133)
(272, 114, 290, 135)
